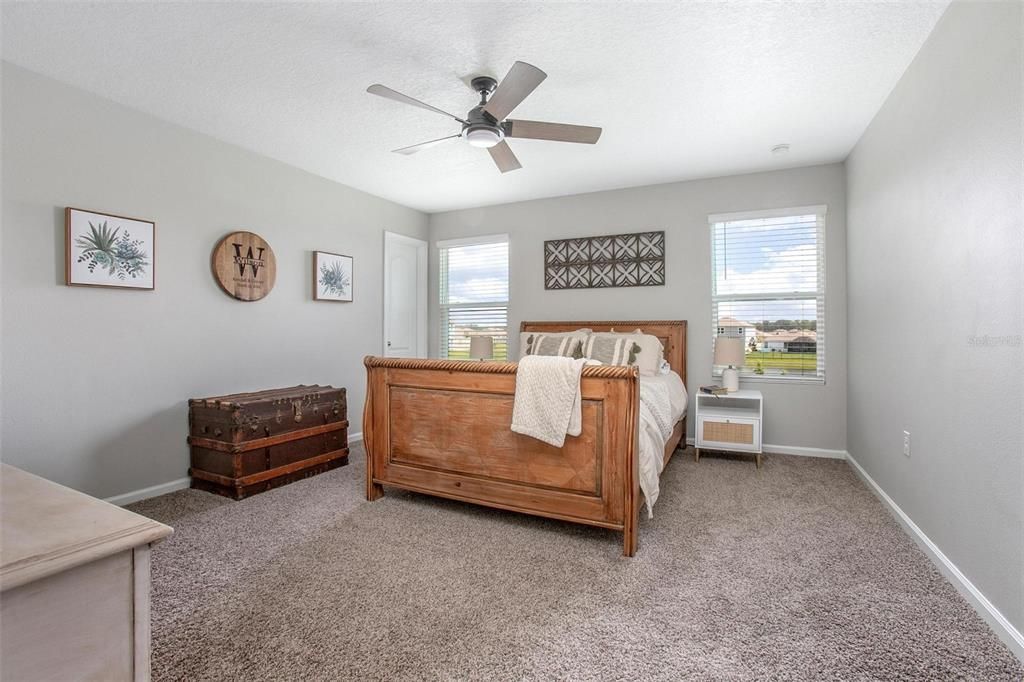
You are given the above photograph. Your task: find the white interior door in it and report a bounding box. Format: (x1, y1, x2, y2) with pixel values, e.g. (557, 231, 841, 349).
(383, 232, 428, 358)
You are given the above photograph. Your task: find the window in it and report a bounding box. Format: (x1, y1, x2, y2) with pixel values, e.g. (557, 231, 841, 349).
(439, 235, 509, 360)
(710, 206, 826, 383)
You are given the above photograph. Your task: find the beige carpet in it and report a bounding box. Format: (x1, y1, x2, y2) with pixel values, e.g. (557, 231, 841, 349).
(130, 445, 1022, 680)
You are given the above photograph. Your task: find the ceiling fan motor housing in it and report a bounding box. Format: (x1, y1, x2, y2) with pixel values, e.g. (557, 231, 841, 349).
(462, 100, 504, 148)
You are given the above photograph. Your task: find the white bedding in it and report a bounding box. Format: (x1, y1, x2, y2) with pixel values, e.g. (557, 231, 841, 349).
(637, 371, 688, 516)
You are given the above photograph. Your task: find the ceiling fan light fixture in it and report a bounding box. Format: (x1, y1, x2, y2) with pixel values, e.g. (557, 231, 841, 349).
(464, 125, 503, 149)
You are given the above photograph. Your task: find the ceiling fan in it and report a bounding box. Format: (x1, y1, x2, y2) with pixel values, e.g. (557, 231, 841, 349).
(367, 61, 602, 173)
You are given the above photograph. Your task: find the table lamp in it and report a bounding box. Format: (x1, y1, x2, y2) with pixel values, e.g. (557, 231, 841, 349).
(713, 335, 745, 392)
(469, 335, 494, 361)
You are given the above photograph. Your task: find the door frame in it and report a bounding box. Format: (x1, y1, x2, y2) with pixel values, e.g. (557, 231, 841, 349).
(383, 231, 428, 358)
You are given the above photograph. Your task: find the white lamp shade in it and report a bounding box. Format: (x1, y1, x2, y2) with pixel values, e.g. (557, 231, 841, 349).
(713, 335, 745, 367)
(469, 336, 494, 360)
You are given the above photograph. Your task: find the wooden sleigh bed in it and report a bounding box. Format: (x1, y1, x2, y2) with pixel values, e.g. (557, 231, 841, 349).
(362, 320, 687, 556)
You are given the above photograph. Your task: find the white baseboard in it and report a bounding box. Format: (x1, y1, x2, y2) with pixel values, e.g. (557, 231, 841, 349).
(846, 452, 1024, 662)
(105, 477, 191, 507)
(684, 437, 846, 460)
(106, 433, 364, 507)
(763, 443, 847, 459)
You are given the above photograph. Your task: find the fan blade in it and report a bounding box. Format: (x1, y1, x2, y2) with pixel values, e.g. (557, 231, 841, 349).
(487, 140, 522, 173)
(392, 135, 461, 155)
(483, 61, 547, 121)
(505, 119, 602, 144)
(367, 84, 467, 124)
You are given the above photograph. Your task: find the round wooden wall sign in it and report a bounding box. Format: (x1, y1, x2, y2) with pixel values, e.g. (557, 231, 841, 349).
(211, 231, 277, 301)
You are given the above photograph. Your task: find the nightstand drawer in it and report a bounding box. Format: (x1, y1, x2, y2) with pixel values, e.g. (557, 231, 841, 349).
(697, 416, 761, 453)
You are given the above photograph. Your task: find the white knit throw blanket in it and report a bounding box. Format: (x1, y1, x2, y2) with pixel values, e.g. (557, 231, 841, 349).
(511, 355, 587, 447)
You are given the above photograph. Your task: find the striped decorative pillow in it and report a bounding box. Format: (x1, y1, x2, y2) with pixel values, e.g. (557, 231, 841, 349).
(519, 331, 588, 359)
(582, 334, 638, 366)
(582, 331, 663, 376)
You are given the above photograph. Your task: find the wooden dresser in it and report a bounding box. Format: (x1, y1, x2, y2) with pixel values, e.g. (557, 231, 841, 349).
(0, 464, 173, 681)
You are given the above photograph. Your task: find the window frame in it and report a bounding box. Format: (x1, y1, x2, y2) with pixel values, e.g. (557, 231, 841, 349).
(438, 233, 510, 361)
(708, 205, 827, 385)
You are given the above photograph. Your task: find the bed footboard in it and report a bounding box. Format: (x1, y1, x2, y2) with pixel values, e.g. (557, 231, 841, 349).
(362, 357, 642, 555)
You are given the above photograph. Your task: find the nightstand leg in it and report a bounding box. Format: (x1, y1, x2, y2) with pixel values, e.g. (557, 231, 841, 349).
(695, 448, 700, 463)
(756, 453, 762, 469)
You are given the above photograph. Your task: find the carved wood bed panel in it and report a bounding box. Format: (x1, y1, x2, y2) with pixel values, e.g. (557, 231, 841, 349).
(362, 320, 687, 556)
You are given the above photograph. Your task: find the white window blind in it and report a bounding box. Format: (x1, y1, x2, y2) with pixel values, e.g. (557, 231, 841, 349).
(709, 206, 826, 383)
(439, 235, 509, 360)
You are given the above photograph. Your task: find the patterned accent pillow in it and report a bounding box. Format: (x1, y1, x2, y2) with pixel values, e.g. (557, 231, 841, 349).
(517, 329, 591, 359)
(521, 333, 587, 359)
(582, 331, 663, 376)
(582, 334, 634, 366)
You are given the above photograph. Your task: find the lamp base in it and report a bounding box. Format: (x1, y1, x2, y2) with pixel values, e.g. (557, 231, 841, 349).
(722, 367, 740, 393)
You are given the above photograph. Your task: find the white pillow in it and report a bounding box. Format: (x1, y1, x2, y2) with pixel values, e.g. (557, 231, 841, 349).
(631, 329, 667, 376)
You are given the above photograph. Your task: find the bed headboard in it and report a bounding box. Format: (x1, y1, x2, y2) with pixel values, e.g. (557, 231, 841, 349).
(519, 320, 688, 388)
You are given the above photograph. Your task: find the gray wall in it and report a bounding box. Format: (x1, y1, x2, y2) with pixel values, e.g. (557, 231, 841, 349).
(1, 64, 428, 499)
(429, 164, 848, 451)
(846, 0, 1023, 634)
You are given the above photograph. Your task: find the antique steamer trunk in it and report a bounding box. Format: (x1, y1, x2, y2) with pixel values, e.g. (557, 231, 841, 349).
(188, 385, 348, 499)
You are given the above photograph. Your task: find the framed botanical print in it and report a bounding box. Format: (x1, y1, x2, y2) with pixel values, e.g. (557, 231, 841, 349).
(65, 207, 155, 289)
(313, 251, 353, 302)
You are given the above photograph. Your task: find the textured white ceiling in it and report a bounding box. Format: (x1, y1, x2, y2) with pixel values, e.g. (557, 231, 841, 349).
(2, 1, 949, 213)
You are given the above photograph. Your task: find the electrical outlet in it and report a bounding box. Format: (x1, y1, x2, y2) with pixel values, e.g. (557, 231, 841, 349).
(903, 430, 911, 457)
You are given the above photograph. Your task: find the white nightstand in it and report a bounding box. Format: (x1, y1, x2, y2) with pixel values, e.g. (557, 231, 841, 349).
(695, 389, 764, 467)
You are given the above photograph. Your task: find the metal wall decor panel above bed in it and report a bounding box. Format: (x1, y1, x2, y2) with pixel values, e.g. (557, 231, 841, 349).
(544, 230, 666, 289)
